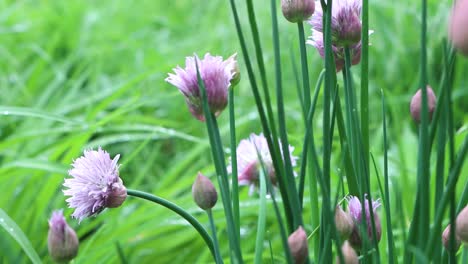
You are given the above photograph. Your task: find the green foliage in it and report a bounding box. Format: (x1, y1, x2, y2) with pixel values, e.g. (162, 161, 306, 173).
(0, 0, 467, 263)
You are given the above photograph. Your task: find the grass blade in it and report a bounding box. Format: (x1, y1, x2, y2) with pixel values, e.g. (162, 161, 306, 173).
(0, 209, 41, 264)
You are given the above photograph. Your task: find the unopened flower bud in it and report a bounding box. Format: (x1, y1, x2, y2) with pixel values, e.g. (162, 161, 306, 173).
(336, 241, 359, 264)
(48, 210, 79, 263)
(449, 0, 468, 56)
(281, 0, 315, 23)
(335, 205, 354, 239)
(336, 10, 362, 45)
(442, 224, 461, 251)
(192, 173, 218, 210)
(288, 226, 308, 264)
(410, 86, 436, 124)
(456, 205, 468, 243)
(347, 196, 382, 250)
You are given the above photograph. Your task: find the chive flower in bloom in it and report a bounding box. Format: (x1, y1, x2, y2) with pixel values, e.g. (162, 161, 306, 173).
(281, 0, 315, 23)
(309, 0, 362, 46)
(307, 31, 361, 72)
(48, 210, 79, 263)
(347, 195, 382, 249)
(63, 147, 127, 222)
(165, 53, 238, 121)
(307, 0, 367, 72)
(227, 133, 298, 194)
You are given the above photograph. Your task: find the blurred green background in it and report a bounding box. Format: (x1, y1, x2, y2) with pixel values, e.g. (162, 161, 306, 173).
(0, 0, 466, 263)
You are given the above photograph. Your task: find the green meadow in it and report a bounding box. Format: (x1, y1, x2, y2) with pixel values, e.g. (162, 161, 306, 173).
(0, 0, 466, 263)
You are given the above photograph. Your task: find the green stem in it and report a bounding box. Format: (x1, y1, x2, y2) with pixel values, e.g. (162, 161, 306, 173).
(417, 0, 430, 249)
(361, 0, 369, 177)
(271, 0, 302, 229)
(227, 0, 294, 231)
(229, 87, 240, 240)
(254, 170, 267, 264)
(207, 209, 224, 264)
(126, 189, 216, 261)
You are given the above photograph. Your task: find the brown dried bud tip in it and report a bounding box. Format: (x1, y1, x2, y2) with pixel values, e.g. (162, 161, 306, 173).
(336, 241, 359, 264)
(442, 224, 461, 252)
(456, 205, 468, 243)
(288, 226, 308, 264)
(229, 53, 241, 87)
(281, 0, 315, 23)
(449, 0, 468, 56)
(335, 205, 354, 240)
(48, 211, 79, 263)
(192, 173, 218, 210)
(410, 85, 436, 124)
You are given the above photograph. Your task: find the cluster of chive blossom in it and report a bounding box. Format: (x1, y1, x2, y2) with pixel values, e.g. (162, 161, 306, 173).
(165, 53, 238, 121)
(335, 195, 382, 251)
(63, 147, 127, 222)
(307, 0, 364, 72)
(228, 133, 298, 195)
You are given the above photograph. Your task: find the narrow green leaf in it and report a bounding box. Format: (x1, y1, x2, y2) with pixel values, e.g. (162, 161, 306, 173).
(254, 170, 267, 264)
(0, 209, 41, 264)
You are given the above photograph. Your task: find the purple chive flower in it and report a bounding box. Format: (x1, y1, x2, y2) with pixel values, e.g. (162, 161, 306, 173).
(309, 0, 362, 46)
(227, 133, 298, 195)
(307, 31, 361, 72)
(48, 210, 79, 262)
(165, 53, 238, 121)
(63, 147, 127, 222)
(347, 195, 382, 249)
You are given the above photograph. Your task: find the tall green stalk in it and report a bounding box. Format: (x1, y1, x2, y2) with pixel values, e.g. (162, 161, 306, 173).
(207, 209, 224, 264)
(227, 0, 294, 231)
(229, 88, 240, 240)
(271, 0, 302, 229)
(320, 0, 336, 259)
(195, 61, 243, 263)
(361, 0, 369, 176)
(416, 0, 430, 249)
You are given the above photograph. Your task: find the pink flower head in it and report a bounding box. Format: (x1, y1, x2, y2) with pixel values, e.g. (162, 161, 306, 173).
(228, 133, 298, 195)
(306, 31, 361, 72)
(63, 147, 127, 222)
(347, 195, 382, 249)
(166, 53, 238, 121)
(309, 0, 362, 46)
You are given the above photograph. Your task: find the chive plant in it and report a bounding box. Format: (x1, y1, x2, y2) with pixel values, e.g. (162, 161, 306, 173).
(4, 0, 468, 263)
